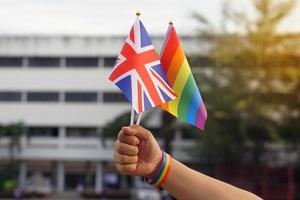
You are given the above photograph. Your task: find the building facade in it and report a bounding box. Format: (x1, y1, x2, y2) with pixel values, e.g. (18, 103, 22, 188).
(0, 35, 209, 194)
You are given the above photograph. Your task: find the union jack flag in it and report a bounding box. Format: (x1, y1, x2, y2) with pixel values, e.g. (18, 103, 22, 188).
(109, 17, 176, 113)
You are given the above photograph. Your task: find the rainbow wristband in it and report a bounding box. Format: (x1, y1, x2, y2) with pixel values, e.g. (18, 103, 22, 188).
(146, 151, 171, 188)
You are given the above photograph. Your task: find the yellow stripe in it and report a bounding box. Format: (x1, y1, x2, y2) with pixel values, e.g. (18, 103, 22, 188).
(168, 58, 190, 116)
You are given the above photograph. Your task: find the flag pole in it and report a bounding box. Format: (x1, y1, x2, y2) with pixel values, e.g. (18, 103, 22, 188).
(136, 112, 143, 125)
(130, 107, 135, 125)
(129, 11, 140, 127)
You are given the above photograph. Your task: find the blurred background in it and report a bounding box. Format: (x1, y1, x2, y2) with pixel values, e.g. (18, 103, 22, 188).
(0, 0, 299, 199)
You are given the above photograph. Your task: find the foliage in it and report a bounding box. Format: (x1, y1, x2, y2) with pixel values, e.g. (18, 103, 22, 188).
(0, 162, 19, 194)
(0, 123, 27, 159)
(0, 123, 26, 193)
(193, 0, 300, 164)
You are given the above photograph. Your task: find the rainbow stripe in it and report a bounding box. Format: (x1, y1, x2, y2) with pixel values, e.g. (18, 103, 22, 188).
(160, 24, 207, 130)
(148, 152, 171, 188)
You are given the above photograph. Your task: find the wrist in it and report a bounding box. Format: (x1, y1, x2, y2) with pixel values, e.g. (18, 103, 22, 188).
(147, 151, 163, 179)
(145, 151, 172, 188)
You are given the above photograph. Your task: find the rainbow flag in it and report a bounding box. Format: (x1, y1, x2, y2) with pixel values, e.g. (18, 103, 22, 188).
(160, 24, 207, 130)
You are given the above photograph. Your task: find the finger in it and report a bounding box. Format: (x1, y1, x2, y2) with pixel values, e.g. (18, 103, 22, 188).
(118, 134, 140, 146)
(122, 125, 150, 141)
(115, 163, 136, 175)
(114, 152, 138, 164)
(115, 140, 138, 156)
(121, 126, 137, 136)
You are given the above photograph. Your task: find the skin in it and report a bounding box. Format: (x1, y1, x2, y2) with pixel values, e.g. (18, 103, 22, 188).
(114, 125, 263, 200)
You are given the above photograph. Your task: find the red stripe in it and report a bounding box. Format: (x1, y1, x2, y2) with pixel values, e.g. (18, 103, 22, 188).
(155, 157, 171, 187)
(137, 66, 163, 105)
(109, 61, 135, 81)
(109, 43, 136, 81)
(161, 26, 179, 73)
(110, 42, 163, 106)
(129, 27, 135, 43)
(150, 69, 177, 97)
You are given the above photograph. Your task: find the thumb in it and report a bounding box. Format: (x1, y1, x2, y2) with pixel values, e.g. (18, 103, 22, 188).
(122, 125, 150, 141)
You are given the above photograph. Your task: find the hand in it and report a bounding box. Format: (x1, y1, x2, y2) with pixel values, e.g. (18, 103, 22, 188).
(114, 125, 162, 177)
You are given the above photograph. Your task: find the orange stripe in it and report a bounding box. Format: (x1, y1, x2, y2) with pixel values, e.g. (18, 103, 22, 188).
(155, 157, 171, 187)
(167, 44, 185, 85)
(160, 103, 169, 111)
(160, 26, 179, 73)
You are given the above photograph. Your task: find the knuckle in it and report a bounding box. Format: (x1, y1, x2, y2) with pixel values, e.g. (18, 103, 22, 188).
(116, 164, 124, 174)
(133, 156, 138, 163)
(127, 164, 136, 172)
(117, 131, 122, 139)
(133, 146, 138, 154)
(115, 141, 122, 152)
(120, 155, 126, 163)
(114, 153, 121, 163)
(119, 134, 129, 144)
(133, 137, 140, 145)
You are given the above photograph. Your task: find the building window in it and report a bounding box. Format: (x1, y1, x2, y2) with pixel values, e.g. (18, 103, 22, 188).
(66, 57, 98, 67)
(28, 127, 59, 137)
(103, 57, 117, 67)
(27, 92, 59, 102)
(66, 127, 98, 137)
(0, 91, 22, 102)
(65, 92, 98, 102)
(103, 92, 127, 103)
(28, 57, 60, 67)
(0, 57, 23, 67)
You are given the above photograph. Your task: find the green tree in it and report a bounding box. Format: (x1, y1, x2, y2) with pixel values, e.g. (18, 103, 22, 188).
(0, 123, 26, 194)
(193, 0, 300, 164)
(0, 123, 26, 161)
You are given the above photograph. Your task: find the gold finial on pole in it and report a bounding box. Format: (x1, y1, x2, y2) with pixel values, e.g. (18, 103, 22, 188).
(136, 11, 141, 16)
(169, 20, 174, 25)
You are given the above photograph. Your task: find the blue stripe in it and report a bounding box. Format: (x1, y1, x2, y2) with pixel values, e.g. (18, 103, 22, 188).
(139, 21, 152, 47)
(115, 76, 132, 103)
(143, 92, 152, 110)
(152, 64, 169, 83)
(159, 87, 172, 102)
(186, 90, 202, 125)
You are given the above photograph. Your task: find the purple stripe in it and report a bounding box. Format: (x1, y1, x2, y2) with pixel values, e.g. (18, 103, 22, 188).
(196, 102, 207, 130)
(149, 152, 166, 182)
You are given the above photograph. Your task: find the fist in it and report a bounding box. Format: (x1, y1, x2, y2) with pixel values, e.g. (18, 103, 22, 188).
(114, 125, 162, 177)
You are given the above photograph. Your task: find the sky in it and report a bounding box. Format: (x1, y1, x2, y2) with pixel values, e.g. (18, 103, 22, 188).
(0, 0, 299, 36)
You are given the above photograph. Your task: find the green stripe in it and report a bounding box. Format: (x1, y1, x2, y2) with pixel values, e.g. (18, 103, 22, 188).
(152, 155, 168, 185)
(177, 73, 196, 120)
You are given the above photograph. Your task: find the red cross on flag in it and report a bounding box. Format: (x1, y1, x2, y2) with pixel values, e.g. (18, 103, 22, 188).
(109, 16, 176, 113)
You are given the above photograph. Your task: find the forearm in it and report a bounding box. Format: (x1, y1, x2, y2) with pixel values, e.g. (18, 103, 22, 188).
(162, 158, 262, 200)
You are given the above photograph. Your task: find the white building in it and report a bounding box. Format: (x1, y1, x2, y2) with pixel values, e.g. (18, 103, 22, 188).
(0, 35, 209, 194)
